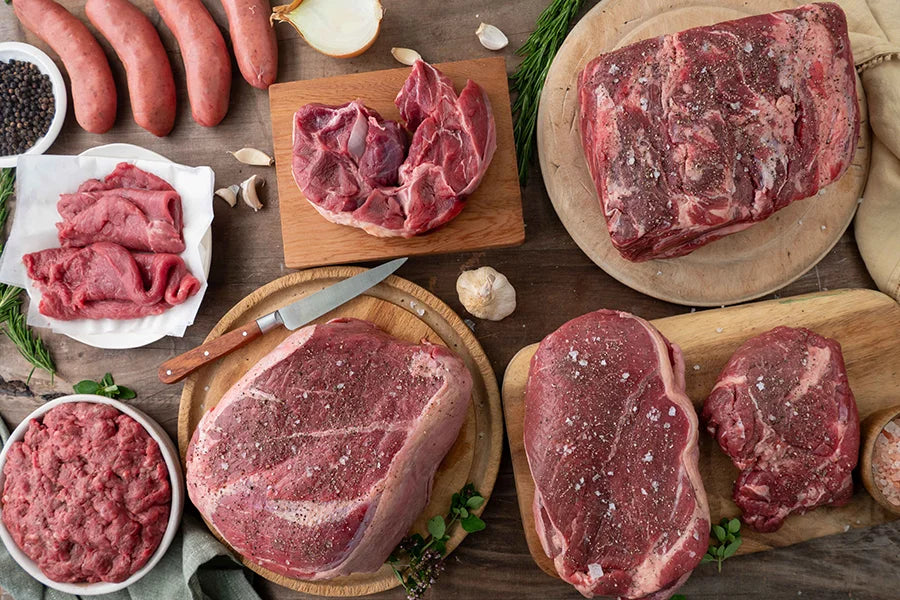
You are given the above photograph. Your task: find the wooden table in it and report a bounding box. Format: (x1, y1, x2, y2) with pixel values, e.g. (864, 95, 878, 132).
(1, 2, 897, 599)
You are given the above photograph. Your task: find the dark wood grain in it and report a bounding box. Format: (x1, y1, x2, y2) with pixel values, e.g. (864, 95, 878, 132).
(0, 1, 896, 599)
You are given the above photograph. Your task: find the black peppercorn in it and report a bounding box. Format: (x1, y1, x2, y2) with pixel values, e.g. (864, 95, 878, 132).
(0, 59, 55, 157)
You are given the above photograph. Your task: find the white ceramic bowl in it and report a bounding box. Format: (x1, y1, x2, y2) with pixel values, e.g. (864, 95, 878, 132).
(0, 42, 67, 168)
(0, 395, 185, 595)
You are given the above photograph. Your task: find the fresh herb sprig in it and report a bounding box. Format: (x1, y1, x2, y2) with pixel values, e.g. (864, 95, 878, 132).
(73, 373, 137, 400)
(0, 167, 55, 382)
(510, 0, 584, 184)
(701, 517, 742, 572)
(388, 483, 486, 599)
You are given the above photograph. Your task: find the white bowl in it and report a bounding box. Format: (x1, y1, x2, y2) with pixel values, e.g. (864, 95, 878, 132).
(0, 42, 67, 168)
(0, 395, 185, 595)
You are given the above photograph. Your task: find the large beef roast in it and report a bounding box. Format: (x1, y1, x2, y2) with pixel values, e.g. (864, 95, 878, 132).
(578, 3, 859, 261)
(186, 318, 472, 580)
(703, 326, 859, 532)
(524, 310, 709, 599)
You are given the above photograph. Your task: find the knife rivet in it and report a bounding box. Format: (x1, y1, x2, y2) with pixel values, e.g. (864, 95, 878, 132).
(242, 331, 248, 337)
(166, 369, 172, 376)
(204, 351, 210, 356)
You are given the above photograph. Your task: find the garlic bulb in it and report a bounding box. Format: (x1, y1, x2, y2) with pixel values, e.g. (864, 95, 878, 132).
(476, 23, 508, 51)
(456, 267, 516, 321)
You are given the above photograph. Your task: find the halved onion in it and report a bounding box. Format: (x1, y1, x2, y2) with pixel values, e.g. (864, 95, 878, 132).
(271, 0, 384, 59)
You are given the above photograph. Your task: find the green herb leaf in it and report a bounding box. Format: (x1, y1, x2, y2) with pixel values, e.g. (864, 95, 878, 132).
(700, 554, 714, 563)
(727, 518, 741, 533)
(723, 539, 742, 559)
(461, 514, 486, 533)
(713, 525, 726, 543)
(466, 495, 484, 509)
(117, 386, 137, 399)
(71, 373, 136, 400)
(73, 380, 101, 394)
(427, 516, 446, 539)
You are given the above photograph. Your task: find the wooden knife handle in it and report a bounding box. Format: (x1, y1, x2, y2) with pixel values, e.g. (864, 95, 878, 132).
(158, 321, 262, 384)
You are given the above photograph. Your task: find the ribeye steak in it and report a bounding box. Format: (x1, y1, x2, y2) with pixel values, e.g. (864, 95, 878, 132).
(186, 318, 472, 580)
(292, 60, 496, 237)
(703, 326, 859, 532)
(578, 3, 859, 261)
(524, 310, 709, 599)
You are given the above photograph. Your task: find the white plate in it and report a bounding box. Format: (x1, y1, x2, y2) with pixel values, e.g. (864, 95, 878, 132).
(0, 42, 67, 168)
(63, 143, 213, 349)
(0, 395, 185, 596)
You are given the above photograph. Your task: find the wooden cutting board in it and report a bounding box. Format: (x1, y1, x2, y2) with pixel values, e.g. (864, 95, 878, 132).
(178, 267, 503, 596)
(502, 289, 900, 579)
(537, 0, 870, 307)
(269, 57, 524, 269)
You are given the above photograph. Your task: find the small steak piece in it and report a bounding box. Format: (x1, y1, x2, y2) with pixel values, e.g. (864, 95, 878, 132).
(578, 3, 859, 261)
(23, 242, 200, 320)
(525, 310, 709, 599)
(186, 318, 472, 580)
(291, 60, 496, 237)
(703, 326, 859, 532)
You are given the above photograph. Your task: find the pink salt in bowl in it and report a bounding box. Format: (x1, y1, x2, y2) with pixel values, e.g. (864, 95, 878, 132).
(0, 395, 184, 595)
(860, 404, 900, 517)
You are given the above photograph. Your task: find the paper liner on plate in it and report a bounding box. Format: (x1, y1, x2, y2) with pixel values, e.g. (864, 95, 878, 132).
(0, 154, 213, 338)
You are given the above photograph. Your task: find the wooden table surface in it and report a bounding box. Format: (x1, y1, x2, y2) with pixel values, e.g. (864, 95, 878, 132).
(1, 1, 897, 599)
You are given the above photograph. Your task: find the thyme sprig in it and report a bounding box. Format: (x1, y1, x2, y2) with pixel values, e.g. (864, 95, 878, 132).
(510, 0, 585, 184)
(701, 517, 743, 572)
(388, 483, 486, 599)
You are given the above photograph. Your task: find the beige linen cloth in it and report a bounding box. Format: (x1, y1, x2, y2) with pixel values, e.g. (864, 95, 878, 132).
(836, 0, 900, 300)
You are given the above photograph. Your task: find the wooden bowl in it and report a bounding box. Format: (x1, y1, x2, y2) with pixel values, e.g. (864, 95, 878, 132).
(860, 404, 900, 516)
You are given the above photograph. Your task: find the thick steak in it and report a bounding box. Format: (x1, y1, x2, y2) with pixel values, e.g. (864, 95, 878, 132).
(186, 318, 472, 580)
(524, 310, 709, 599)
(703, 326, 859, 532)
(578, 3, 859, 261)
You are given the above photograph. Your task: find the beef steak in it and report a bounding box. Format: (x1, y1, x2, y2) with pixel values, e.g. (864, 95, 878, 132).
(578, 3, 859, 261)
(524, 310, 709, 599)
(186, 318, 472, 580)
(291, 60, 496, 237)
(703, 326, 859, 532)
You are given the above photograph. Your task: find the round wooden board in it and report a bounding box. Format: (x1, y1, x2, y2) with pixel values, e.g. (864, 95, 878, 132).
(177, 267, 503, 597)
(537, 0, 870, 307)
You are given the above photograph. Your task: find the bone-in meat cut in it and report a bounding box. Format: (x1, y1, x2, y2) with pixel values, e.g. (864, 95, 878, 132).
(703, 326, 859, 532)
(524, 310, 709, 599)
(186, 318, 472, 580)
(578, 3, 859, 261)
(292, 60, 496, 237)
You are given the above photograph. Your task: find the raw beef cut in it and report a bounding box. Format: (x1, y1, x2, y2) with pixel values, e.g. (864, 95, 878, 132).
(578, 3, 859, 262)
(703, 326, 859, 533)
(524, 310, 709, 599)
(186, 318, 472, 580)
(291, 60, 496, 237)
(57, 163, 185, 253)
(23, 242, 200, 320)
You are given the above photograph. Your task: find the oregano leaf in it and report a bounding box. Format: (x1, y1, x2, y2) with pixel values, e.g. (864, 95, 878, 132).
(466, 495, 485, 509)
(461, 514, 486, 533)
(427, 515, 446, 539)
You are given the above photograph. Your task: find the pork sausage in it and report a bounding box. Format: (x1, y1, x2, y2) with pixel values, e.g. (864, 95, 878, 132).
(12, 0, 117, 134)
(85, 0, 176, 136)
(220, 0, 278, 89)
(154, 0, 231, 127)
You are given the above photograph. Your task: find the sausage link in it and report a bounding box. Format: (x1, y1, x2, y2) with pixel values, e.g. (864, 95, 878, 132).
(12, 0, 117, 134)
(220, 0, 278, 89)
(154, 0, 231, 127)
(86, 0, 176, 136)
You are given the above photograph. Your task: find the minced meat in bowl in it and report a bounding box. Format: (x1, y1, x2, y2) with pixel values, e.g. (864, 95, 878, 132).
(1, 401, 171, 583)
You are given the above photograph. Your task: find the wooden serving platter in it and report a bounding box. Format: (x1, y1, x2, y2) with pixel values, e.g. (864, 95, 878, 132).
(502, 289, 900, 579)
(178, 267, 503, 596)
(537, 0, 870, 307)
(269, 57, 524, 270)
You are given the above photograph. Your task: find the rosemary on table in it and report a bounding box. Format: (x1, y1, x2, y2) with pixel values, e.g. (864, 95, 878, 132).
(510, 0, 585, 184)
(388, 483, 486, 600)
(73, 373, 137, 400)
(0, 167, 56, 382)
(701, 517, 743, 572)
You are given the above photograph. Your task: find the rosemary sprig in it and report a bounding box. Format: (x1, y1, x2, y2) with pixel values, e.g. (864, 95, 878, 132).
(0, 167, 56, 382)
(700, 517, 743, 572)
(510, 0, 585, 184)
(388, 483, 486, 599)
(73, 373, 137, 399)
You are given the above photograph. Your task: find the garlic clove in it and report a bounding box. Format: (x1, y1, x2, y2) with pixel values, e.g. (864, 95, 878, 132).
(215, 184, 240, 207)
(391, 47, 422, 66)
(476, 22, 508, 51)
(456, 266, 516, 321)
(228, 148, 274, 166)
(271, 0, 383, 59)
(240, 175, 264, 211)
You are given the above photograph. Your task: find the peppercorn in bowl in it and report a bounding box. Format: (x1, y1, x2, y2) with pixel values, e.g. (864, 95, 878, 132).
(0, 42, 66, 167)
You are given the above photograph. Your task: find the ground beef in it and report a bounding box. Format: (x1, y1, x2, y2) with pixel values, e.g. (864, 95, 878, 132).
(1, 402, 171, 583)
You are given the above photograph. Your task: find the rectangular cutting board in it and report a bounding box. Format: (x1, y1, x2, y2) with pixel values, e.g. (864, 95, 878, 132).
(502, 289, 900, 578)
(269, 57, 524, 269)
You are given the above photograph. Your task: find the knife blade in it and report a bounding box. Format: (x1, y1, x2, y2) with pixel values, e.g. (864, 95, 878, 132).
(158, 257, 407, 384)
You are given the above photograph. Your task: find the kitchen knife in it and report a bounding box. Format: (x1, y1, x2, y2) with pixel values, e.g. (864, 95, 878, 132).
(158, 258, 407, 384)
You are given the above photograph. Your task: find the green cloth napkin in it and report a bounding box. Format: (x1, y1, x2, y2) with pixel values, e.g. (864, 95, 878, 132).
(0, 416, 261, 600)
